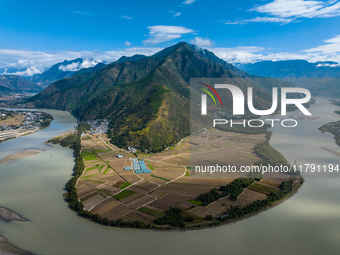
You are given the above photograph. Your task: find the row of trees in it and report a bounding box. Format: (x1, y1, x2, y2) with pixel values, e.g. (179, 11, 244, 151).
(154, 207, 194, 228)
(39, 112, 54, 128)
(197, 178, 258, 206)
(218, 180, 296, 221)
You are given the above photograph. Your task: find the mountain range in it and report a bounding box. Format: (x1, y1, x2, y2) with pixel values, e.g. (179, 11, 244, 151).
(239, 60, 340, 78)
(239, 60, 340, 96)
(27, 59, 106, 88)
(0, 75, 42, 94)
(27, 42, 297, 151)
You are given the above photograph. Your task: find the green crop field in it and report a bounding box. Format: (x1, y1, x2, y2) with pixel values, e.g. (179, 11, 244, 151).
(81, 152, 96, 157)
(103, 166, 111, 174)
(83, 156, 97, 161)
(94, 149, 107, 154)
(113, 190, 137, 200)
(119, 182, 131, 189)
(188, 199, 203, 206)
(151, 175, 170, 182)
(85, 166, 99, 171)
(98, 165, 105, 172)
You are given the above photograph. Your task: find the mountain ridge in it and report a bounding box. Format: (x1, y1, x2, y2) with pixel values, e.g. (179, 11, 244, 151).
(239, 59, 340, 78)
(27, 59, 105, 88)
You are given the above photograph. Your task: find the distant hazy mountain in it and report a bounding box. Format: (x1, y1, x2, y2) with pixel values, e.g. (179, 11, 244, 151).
(28, 42, 296, 150)
(0, 75, 42, 94)
(239, 60, 340, 95)
(27, 59, 105, 88)
(239, 60, 340, 78)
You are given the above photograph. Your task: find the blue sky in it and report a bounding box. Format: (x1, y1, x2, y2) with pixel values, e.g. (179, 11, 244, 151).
(1, 0, 340, 75)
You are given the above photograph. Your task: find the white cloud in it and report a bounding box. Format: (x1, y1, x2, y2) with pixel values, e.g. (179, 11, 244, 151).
(2, 66, 42, 76)
(254, 0, 340, 19)
(183, 0, 196, 4)
(316, 63, 340, 67)
(147, 25, 194, 34)
(227, 0, 340, 25)
(59, 62, 80, 72)
(80, 59, 98, 69)
(7, 59, 34, 69)
(244, 16, 294, 24)
(0, 47, 163, 76)
(58, 60, 100, 72)
(191, 37, 213, 47)
(143, 25, 194, 45)
(143, 34, 182, 45)
(224, 21, 242, 25)
(125, 41, 131, 46)
(122, 15, 133, 20)
(209, 46, 266, 64)
(305, 35, 340, 53)
(208, 42, 340, 64)
(172, 12, 181, 17)
(67, 10, 96, 17)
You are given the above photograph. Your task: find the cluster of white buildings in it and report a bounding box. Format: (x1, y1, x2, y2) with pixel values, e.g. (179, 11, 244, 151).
(22, 112, 43, 129)
(0, 111, 46, 131)
(127, 146, 137, 153)
(86, 119, 109, 135)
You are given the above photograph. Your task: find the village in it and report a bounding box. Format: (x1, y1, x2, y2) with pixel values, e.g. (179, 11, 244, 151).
(0, 110, 53, 141)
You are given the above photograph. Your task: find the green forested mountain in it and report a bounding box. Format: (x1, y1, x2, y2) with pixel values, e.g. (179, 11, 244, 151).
(28, 42, 296, 151)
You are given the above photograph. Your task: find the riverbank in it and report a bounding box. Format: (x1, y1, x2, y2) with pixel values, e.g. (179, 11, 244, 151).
(0, 236, 34, 255)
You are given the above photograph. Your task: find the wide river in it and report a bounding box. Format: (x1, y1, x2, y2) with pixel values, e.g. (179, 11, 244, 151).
(0, 98, 340, 255)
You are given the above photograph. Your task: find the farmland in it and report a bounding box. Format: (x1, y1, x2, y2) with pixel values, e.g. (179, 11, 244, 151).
(73, 128, 302, 229)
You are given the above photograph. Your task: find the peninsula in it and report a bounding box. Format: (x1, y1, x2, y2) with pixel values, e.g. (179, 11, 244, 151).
(56, 123, 303, 230)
